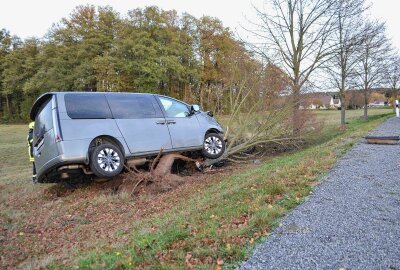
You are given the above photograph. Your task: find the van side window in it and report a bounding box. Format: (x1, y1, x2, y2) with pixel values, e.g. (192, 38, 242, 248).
(34, 98, 53, 138)
(158, 97, 190, 118)
(65, 94, 112, 119)
(107, 94, 162, 119)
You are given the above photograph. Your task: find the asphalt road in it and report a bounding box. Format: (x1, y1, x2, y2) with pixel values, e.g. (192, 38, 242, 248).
(240, 117, 400, 270)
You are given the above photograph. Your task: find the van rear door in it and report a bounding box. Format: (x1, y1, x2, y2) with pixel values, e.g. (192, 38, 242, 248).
(106, 94, 172, 154)
(33, 95, 60, 174)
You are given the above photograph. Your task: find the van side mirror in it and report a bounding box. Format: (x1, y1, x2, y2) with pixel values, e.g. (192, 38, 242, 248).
(206, 111, 213, 117)
(190, 104, 200, 114)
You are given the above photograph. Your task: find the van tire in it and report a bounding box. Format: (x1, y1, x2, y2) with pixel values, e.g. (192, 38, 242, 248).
(201, 133, 225, 159)
(90, 143, 124, 178)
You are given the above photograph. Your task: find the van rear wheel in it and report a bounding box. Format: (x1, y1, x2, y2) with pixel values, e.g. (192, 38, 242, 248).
(90, 143, 124, 178)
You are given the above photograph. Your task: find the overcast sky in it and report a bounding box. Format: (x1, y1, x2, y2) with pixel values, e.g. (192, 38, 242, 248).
(1, 0, 399, 50)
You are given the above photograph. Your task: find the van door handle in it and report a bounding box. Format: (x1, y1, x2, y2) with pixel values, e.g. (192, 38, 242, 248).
(156, 120, 166, 125)
(167, 120, 176, 124)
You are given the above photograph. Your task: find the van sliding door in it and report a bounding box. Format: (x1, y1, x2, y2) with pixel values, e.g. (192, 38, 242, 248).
(107, 94, 172, 154)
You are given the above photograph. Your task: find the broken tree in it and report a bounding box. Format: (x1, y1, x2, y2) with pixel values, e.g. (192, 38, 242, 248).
(118, 149, 201, 195)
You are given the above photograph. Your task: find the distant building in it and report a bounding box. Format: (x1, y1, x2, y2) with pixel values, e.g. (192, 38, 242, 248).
(303, 93, 341, 110)
(368, 100, 387, 107)
(298, 90, 390, 110)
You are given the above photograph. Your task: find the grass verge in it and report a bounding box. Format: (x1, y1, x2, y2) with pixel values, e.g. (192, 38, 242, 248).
(77, 113, 393, 269)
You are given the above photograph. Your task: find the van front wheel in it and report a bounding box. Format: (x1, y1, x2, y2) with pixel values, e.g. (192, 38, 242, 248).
(201, 133, 225, 159)
(90, 143, 124, 178)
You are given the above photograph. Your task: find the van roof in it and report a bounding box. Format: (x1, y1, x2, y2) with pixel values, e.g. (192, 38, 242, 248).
(29, 92, 154, 120)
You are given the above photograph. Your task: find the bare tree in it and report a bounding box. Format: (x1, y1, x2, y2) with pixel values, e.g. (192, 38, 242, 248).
(325, 0, 367, 128)
(356, 20, 391, 120)
(386, 55, 400, 110)
(202, 60, 306, 167)
(248, 0, 337, 133)
(222, 82, 295, 160)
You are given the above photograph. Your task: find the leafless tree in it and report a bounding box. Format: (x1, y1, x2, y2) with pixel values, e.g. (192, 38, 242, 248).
(248, 0, 337, 133)
(385, 55, 400, 110)
(325, 0, 367, 128)
(355, 20, 391, 120)
(202, 60, 307, 167)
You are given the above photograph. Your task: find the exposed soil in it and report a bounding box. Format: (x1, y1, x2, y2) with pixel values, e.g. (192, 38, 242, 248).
(117, 152, 202, 195)
(0, 156, 247, 269)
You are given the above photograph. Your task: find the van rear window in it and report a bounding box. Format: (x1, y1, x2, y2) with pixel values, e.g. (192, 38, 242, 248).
(65, 94, 112, 119)
(34, 98, 53, 138)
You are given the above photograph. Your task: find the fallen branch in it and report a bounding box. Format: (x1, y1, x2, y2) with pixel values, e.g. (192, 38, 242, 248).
(129, 178, 144, 196)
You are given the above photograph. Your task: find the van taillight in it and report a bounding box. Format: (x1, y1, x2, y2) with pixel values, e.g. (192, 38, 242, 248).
(55, 133, 62, 142)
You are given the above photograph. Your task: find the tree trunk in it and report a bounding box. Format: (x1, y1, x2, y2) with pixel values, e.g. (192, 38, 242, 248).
(119, 152, 199, 195)
(199, 84, 204, 110)
(207, 85, 211, 109)
(292, 84, 301, 135)
(183, 82, 190, 103)
(168, 75, 173, 97)
(340, 102, 346, 128)
(5, 95, 10, 115)
(363, 88, 368, 120)
(339, 89, 346, 128)
(392, 87, 398, 112)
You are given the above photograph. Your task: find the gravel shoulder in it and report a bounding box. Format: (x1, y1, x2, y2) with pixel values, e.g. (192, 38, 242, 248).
(240, 117, 400, 270)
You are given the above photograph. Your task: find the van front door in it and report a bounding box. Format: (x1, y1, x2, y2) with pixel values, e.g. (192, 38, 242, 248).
(106, 94, 172, 154)
(157, 96, 202, 149)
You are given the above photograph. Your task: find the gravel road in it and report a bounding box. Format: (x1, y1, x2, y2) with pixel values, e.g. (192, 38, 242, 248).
(240, 117, 400, 270)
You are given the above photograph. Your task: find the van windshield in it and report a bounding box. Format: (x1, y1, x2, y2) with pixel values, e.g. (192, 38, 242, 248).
(34, 98, 53, 138)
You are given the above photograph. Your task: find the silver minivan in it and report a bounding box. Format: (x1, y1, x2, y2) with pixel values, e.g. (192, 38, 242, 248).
(30, 92, 225, 183)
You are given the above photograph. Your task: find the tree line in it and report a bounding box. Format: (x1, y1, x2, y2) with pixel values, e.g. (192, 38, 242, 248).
(1, 1, 399, 129)
(0, 5, 281, 122)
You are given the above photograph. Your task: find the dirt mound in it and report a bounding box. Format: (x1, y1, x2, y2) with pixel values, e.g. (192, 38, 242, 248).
(114, 152, 205, 195)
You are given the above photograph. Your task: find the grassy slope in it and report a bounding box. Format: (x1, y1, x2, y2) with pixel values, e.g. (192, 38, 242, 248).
(0, 125, 31, 185)
(78, 111, 393, 269)
(0, 124, 33, 228)
(0, 109, 393, 269)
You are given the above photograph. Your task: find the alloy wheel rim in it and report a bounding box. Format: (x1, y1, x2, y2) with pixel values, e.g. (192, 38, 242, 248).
(204, 136, 223, 155)
(97, 148, 120, 172)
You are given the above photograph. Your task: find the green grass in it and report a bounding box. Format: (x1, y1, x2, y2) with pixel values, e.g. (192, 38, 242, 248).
(0, 124, 31, 184)
(77, 110, 393, 269)
(0, 109, 394, 269)
(0, 125, 33, 227)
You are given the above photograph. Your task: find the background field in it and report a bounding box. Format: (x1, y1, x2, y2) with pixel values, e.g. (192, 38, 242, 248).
(0, 108, 394, 269)
(313, 108, 393, 127)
